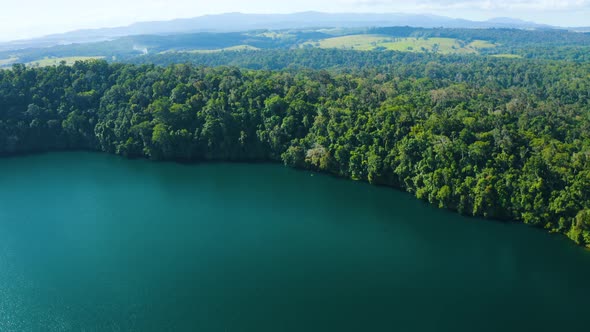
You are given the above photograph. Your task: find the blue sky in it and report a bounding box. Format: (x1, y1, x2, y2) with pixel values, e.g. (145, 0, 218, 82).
(1, 0, 589, 41)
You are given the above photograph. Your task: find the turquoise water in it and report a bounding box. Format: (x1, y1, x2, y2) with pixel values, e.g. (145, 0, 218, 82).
(0, 152, 589, 331)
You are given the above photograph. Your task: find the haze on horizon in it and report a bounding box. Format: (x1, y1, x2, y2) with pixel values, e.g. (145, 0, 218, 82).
(1, 0, 589, 41)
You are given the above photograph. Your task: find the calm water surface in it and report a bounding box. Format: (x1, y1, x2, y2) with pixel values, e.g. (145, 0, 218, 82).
(0, 152, 589, 331)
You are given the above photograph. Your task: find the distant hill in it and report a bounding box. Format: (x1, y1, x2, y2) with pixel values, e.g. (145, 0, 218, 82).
(2, 25, 590, 68)
(0, 12, 557, 52)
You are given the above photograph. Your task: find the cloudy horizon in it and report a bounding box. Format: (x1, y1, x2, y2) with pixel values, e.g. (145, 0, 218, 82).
(1, 0, 588, 41)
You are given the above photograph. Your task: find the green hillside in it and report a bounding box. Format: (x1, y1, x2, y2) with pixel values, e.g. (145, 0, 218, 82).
(303, 34, 497, 54)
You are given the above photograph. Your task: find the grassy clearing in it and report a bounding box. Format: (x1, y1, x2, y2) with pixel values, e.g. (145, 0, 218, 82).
(27, 56, 105, 67)
(182, 45, 261, 53)
(303, 34, 387, 50)
(0, 56, 19, 67)
(491, 54, 523, 59)
(302, 34, 497, 55)
(468, 40, 497, 49)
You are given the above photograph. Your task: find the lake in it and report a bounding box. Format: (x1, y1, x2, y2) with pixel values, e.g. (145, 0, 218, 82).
(0, 152, 589, 331)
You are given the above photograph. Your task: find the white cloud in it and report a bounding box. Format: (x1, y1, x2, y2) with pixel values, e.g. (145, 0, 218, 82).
(352, 0, 590, 10)
(347, 0, 590, 10)
(423, 0, 590, 10)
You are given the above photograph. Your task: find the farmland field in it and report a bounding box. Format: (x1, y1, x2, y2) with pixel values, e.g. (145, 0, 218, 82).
(302, 34, 497, 54)
(0, 56, 19, 67)
(27, 56, 105, 67)
(180, 45, 261, 54)
(491, 54, 524, 59)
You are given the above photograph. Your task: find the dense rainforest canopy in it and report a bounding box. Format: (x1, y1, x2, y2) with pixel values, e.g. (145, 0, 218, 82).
(1, 53, 589, 246)
(130, 48, 590, 71)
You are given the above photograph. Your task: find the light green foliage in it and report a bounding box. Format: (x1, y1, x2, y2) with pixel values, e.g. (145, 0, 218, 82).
(492, 54, 523, 59)
(569, 210, 590, 246)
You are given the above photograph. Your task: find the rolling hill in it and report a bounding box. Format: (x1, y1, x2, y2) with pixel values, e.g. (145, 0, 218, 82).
(0, 12, 556, 52)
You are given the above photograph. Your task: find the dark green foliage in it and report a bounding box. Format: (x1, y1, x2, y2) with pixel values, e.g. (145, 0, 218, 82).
(1, 57, 589, 246)
(371, 27, 590, 46)
(129, 47, 590, 74)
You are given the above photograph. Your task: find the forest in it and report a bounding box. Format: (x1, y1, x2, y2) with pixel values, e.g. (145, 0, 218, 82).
(129, 48, 590, 70)
(0, 52, 589, 246)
